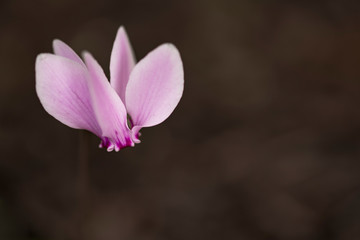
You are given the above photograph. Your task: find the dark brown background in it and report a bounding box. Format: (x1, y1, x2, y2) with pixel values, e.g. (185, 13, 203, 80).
(1, 0, 360, 239)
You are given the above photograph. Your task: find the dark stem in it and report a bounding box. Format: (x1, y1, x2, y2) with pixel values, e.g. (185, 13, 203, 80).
(77, 130, 91, 240)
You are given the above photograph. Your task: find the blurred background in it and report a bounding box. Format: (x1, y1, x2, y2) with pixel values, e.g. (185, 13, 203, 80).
(1, 0, 360, 239)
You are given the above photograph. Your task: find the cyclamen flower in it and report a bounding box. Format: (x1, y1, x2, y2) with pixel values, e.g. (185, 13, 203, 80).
(35, 26, 184, 152)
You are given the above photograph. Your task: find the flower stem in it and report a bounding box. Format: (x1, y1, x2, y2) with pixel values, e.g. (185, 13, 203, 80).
(77, 130, 91, 240)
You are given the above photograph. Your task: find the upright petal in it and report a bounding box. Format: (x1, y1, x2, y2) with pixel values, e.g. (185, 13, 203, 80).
(83, 52, 134, 151)
(53, 39, 85, 66)
(35, 54, 101, 135)
(110, 26, 136, 104)
(125, 44, 184, 141)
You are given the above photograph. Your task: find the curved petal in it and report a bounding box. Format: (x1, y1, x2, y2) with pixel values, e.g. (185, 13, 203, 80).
(53, 39, 85, 66)
(125, 44, 184, 141)
(110, 26, 136, 104)
(35, 54, 101, 135)
(83, 52, 134, 151)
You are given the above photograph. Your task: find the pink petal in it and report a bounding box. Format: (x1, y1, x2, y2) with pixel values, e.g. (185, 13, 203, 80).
(125, 44, 184, 141)
(83, 52, 134, 151)
(110, 26, 136, 104)
(53, 39, 85, 66)
(35, 54, 101, 136)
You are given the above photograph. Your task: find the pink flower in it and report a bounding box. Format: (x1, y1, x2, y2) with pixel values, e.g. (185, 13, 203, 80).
(35, 26, 184, 152)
